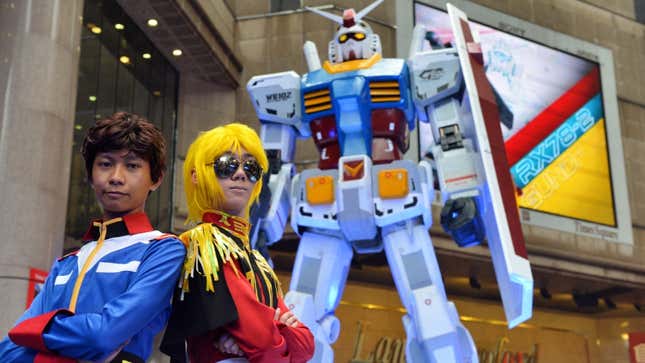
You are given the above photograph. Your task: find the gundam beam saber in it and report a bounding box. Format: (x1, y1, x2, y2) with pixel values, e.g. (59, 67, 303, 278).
(447, 3, 533, 328)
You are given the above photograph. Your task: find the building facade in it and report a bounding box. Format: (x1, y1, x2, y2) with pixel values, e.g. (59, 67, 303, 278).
(1, 0, 644, 362)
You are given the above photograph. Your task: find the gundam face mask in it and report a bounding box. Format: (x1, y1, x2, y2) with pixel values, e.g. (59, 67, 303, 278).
(338, 32, 366, 43)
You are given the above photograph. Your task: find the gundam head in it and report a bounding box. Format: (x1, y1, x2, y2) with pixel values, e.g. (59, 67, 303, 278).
(306, 0, 383, 64)
(332, 9, 380, 62)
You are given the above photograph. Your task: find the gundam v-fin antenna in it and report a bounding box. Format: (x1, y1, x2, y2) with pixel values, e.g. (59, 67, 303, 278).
(356, 0, 384, 21)
(304, 6, 343, 24)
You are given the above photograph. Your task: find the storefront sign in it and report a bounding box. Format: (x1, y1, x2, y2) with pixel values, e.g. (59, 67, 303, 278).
(350, 320, 405, 363)
(479, 336, 538, 363)
(350, 321, 538, 363)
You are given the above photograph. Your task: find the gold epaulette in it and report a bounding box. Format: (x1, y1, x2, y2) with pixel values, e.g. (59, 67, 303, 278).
(178, 223, 250, 299)
(251, 249, 285, 302)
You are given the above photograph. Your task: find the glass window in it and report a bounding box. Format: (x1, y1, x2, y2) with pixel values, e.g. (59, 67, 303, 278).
(65, 0, 178, 251)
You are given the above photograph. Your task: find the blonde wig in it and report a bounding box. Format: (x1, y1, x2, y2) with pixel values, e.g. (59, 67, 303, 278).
(184, 123, 268, 223)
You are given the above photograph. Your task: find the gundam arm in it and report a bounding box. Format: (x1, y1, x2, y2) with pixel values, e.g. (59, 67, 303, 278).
(247, 71, 307, 247)
(258, 124, 296, 246)
(410, 6, 533, 328)
(408, 24, 486, 247)
(446, 3, 533, 328)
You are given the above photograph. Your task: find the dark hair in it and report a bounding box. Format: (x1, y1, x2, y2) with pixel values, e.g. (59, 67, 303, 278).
(81, 112, 167, 183)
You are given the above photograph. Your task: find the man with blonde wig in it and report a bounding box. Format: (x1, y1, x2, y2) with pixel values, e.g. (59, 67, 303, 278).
(161, 123, 314, 363)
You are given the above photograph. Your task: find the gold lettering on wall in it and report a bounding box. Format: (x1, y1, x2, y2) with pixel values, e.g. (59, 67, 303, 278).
(350, 321, 538, 363)
(350, 320, 369, 362)
(478, 336, 539, 363)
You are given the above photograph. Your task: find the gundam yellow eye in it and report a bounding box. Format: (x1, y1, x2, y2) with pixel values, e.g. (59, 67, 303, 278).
(339, 34, 349, 43)
(354, 32, 366, 40)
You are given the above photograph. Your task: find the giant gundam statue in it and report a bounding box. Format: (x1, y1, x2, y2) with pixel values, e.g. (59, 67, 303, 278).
(246, 1, 533, 362)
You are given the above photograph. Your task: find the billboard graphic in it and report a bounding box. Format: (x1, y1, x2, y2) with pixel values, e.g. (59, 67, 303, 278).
(411, 0, 632, 243)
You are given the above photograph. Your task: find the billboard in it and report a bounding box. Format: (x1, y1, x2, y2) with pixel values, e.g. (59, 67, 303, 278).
(398, 0, 632, 244)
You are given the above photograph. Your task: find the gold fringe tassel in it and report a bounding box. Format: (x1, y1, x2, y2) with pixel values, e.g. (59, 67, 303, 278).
(177, 223, 283, 308)
(178, 223, 246, 300)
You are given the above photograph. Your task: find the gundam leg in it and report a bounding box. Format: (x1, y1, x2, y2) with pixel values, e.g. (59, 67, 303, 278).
(284, 231, 353, 363)
(382, 221, 478, 363)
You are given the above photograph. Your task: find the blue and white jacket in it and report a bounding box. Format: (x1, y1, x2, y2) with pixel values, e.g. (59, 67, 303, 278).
(0, 213, 185, 363)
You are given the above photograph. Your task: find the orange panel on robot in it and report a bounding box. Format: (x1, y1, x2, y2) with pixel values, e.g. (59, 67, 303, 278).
(378, 169, 409, 199)
(306, 175, 335, 205)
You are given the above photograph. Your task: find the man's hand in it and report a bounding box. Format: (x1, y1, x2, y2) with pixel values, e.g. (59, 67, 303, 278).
(214, 333, 243, 356)
(274, 307, 299, 328)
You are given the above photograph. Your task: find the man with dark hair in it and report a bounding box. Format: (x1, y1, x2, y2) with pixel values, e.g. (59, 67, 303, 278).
(82, 111, 167, 186)
(0, 112, 186, 363)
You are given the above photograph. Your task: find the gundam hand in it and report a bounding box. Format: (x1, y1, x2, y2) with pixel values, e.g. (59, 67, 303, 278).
(440, 197, 485, 248)
(259, 159, 294, 246)
(249, 149, 295, 255)
(249, 171, 272, 254)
